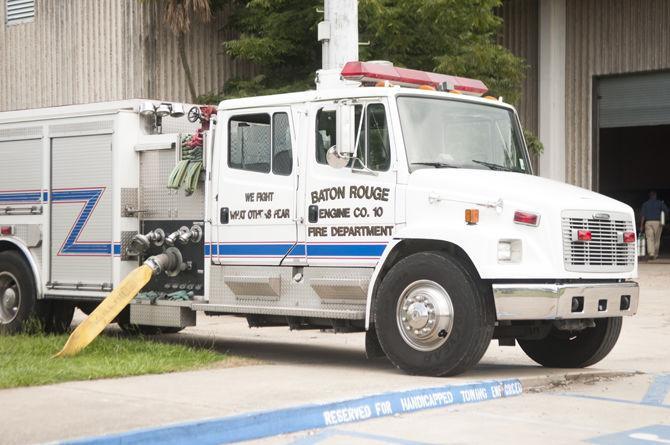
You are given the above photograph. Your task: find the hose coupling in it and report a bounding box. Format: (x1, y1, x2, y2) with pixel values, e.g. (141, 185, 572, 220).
(165, 225, 202, 246)
(143, 247, 183, 276)
(128, 228, 165, 254)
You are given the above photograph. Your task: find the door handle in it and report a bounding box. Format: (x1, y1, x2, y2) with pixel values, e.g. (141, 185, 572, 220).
(220, 207, 229, 224)
(308, 205, 318, 223)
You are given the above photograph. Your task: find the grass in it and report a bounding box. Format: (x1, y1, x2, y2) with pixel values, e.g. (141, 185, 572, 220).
(0, 333, 229, 389)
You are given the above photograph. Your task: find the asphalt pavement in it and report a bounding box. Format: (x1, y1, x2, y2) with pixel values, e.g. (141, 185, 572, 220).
(1, 263, 668, 444)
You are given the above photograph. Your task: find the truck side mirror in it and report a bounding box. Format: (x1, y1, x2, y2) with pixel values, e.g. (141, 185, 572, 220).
(326, 102, 356, 169)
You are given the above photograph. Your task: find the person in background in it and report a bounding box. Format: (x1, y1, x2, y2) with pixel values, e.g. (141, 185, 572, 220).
(640, 190, 669, 260)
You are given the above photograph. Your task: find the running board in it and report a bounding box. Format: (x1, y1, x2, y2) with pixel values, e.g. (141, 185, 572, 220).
(191, 303, 365, 320)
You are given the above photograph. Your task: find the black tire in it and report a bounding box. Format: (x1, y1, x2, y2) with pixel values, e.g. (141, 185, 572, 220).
(42, 301, 75, 334)
(118, 322, 183, 335)
(0, 251, 48, 334)
(374, 251, 494, 376)
(518, 317, 622, 368)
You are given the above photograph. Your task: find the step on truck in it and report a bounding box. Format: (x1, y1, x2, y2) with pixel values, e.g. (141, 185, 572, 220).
(0, 61, 639, 376)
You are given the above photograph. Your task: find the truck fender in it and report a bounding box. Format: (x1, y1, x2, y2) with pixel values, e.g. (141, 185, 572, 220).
(365, 238, 401, 330)
(365, 228, 482, 330)
(0, 236, 42, 299)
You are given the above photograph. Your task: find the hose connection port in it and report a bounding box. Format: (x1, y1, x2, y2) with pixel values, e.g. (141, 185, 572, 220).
(143, 247, 184, 277)
(165, 225, 203, 247)
(128, 228, 165, 255)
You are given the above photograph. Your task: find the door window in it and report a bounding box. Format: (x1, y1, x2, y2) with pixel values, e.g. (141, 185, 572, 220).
(229, 114, 271, 173)
(229, 112, 293, 175)
(315, 103, 390, 171)
(272, 113, 293, 175)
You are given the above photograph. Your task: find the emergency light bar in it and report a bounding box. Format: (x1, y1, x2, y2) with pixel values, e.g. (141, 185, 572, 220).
(341, 61, 488, 96)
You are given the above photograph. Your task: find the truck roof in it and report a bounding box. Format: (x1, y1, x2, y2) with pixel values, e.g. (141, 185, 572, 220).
(0, 100, 143, 125)
(218, 87, 517, 113)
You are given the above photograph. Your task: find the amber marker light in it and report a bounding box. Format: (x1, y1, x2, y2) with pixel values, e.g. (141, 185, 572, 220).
(465, 209, 479, 225)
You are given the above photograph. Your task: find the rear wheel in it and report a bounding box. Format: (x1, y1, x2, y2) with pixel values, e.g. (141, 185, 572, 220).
(0, 251, 46, 334)
(374, 252, 494, 376)
(518, 317, 622, 368)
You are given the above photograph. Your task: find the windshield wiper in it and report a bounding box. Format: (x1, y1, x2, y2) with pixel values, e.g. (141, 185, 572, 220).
(411, 161, 460, 169)
(471, 160, 521, 172)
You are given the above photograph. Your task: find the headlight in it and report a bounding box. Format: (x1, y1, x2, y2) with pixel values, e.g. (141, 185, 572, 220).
(498, 239, 522, 262)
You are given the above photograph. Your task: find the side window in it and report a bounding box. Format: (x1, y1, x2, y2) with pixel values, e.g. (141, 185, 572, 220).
(315, 109, 337, 165)
(272, 113, 293, 175)
(229, 114, 271, 173)
(365, 103, 390, 171)
(315, 102, 390, 171)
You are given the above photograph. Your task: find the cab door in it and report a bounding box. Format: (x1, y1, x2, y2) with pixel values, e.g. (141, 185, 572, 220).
(304, 99, 397, 267)
(214, 108, 299, 265)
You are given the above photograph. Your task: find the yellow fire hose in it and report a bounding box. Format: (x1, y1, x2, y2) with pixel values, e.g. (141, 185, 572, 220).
(54, 249, 182, 358)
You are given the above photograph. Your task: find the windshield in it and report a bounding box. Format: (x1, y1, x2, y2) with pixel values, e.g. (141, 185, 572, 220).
(397, 96, 530, 173)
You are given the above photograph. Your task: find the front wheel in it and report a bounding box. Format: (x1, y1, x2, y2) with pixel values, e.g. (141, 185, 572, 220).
(518, 317, 622, 368)
(374, 252, 494, 376)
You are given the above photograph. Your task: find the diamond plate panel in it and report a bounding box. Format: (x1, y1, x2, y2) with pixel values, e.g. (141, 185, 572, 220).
(207, 265, 371, 319)
(121, 231, 138, 261)
(120, 188, 139, 217)
(130, 304, 196, 328)
(139, 149, 204, 220)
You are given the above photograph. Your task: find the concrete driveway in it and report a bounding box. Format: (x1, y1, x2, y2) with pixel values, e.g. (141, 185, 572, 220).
(1, 263, 667, 444)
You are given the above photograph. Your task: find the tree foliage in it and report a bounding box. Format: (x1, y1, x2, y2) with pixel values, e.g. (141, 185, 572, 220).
(209, 0, 527, 105)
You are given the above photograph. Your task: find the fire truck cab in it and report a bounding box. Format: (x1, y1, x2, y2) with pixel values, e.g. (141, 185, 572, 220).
(0, 61, 639, 376)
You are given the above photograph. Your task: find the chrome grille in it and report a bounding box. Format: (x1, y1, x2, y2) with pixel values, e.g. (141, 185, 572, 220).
(561, 210, 636, 272)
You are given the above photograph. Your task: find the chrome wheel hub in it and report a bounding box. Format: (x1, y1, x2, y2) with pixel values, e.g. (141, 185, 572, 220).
(0, 272, 20, 324)
(396, 280, 454, 351)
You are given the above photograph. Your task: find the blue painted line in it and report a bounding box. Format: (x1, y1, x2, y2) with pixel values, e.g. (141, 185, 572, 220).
(218, 243, 294, 257)
(641, 374, 670, 406)
(588, 424, 670, 444)
(61, 379, 522, 445)
(1, 188, 112, 256)
(289, 429, 436, 445)
(560, 373, 670, 409)
(214, 242, 386, 258)
(306, 243, 386, 257)
(287, 243, 306, 256)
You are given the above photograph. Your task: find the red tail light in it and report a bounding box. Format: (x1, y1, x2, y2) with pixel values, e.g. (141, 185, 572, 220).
(0, 226, 12, 236)
(513, 211, 540, 227)
(577, 230, 592, 241)
(623, 231, 636, 243)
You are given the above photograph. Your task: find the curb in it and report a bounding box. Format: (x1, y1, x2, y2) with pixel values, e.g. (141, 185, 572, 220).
(62, 378, 523, 445)
(520, 369, 640, 392)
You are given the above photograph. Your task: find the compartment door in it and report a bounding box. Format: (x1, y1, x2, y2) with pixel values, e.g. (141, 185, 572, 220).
(50, 135, 113, 287)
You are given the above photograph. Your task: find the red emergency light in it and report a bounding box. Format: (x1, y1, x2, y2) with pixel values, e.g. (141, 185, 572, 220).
(577, 230, 592, 242)
(341, 61, 488, 96)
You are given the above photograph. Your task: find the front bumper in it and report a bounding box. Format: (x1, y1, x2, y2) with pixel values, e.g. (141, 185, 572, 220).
(492, 281, 639, 320)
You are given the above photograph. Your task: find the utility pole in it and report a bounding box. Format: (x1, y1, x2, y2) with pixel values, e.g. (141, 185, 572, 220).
(318, 0, 359, 70)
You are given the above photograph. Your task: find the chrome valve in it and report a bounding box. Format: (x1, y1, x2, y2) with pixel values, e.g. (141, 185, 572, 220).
(165, 225, 202, 246)
(128, 228, 165, 254)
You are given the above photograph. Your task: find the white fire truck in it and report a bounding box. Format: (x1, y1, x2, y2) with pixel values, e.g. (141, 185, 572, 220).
(0, 61, 639, 376)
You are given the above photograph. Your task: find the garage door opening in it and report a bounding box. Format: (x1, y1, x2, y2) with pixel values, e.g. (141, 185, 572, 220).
(595, 72, 670, 259)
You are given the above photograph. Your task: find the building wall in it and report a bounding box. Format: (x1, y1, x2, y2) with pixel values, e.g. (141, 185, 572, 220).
(0, 0, 254, 112)
(499, 0, 539, 135)
(565, 0, 670, 188)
